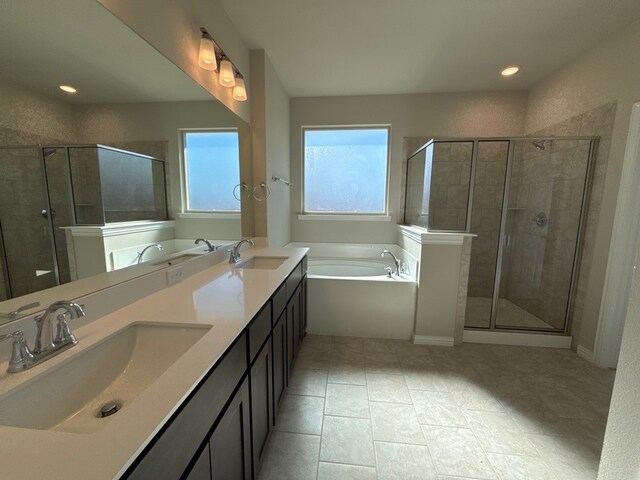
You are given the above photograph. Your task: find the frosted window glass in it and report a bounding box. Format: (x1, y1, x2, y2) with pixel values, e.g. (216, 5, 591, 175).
(184, 131, 240, 212)
(304, 128, 389, 213)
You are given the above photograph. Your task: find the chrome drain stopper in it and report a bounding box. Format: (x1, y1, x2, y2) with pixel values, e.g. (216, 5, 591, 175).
(99, 401, 121, 418)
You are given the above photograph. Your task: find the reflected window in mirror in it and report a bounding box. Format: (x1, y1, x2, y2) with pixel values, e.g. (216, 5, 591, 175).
(181, 130, 241, 213)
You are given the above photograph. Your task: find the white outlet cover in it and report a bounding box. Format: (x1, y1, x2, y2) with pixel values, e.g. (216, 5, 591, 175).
(166, 267, 183, 286)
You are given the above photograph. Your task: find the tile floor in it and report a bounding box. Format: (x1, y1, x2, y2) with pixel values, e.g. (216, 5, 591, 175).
(258, 335, 615, 480)
(465, 297, 555, 330)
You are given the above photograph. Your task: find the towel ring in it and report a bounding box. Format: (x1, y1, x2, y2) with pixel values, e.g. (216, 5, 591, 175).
(233, 182, 250, 201)
(252, 182, 271, 202)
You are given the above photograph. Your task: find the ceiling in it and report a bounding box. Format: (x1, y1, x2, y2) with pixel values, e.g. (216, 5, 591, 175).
(0, 0, 213, 104)
(220, 0, 640, 97)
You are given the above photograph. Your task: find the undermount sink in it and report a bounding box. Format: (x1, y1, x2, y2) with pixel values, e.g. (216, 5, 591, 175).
(236, 256, 288, 270)
(0, 322, 211, 434)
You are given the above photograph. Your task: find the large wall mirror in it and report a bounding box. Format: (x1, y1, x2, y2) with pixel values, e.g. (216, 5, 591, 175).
(0, 0, 253, 322)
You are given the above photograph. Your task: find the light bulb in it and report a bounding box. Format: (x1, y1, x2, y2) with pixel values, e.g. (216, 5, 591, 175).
(233, 77, 247, 101)
(501, 66, 520, 77)
(219, 58, 236, 87)
(198, 36, 217, 71)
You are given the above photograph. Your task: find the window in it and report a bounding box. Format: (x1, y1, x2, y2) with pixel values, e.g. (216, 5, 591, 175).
(303, 127, 390, 214)
(182, 130, 240, 212)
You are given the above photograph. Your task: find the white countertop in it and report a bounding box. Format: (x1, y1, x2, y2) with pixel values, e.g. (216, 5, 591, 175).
(0, 246, 308, 479)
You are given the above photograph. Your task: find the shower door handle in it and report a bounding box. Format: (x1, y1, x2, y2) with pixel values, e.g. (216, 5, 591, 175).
(504, 235, 511, 247)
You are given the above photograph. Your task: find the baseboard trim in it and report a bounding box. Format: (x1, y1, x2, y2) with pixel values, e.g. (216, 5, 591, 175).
(412, 334, 454, 347)
(462, 329, 572, 349)
(577, 345, 594, 363)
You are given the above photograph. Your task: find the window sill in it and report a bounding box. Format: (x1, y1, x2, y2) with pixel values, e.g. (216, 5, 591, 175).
(297, 214, 392, 222)
(178, 212, 241, 220)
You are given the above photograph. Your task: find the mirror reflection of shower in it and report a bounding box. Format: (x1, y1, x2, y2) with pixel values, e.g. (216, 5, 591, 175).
(0, 145, 168, 301)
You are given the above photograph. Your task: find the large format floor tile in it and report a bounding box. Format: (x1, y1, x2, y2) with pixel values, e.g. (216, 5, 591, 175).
(258, 335, 614, 480)
(320, 415, 376, 466)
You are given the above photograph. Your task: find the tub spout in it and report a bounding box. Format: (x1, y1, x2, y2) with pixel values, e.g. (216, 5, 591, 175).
(381, 250, 400, 276)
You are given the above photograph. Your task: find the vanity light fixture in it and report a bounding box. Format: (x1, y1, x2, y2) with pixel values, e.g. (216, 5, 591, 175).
(219, 57, 236, 87)
(198, 28, 217, 71)
(59, 85, 77, 94)
(233, 75, 247, 101)
(501, 65, 520, 77)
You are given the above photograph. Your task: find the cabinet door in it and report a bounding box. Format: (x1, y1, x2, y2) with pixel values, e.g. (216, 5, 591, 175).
(300, 278, 307, 341)
(286, 295, 297, 377)
(210, 378, 252, 480)
(251, 336, 273, 474)
(185, 446, 211, 480)
(272, 311, 286, 416)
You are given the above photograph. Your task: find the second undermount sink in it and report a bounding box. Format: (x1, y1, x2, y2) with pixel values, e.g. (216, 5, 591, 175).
(236, 256, 288, 270)
(0, 322, 211, 434)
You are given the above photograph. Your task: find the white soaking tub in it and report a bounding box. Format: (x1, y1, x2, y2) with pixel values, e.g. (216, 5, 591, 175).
(288, 243, 418, 340)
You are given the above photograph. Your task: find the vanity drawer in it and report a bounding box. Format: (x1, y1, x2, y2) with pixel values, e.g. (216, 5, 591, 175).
(248, 303, 272, 363)
(285, 262, 303, 300)
(271, 282, 287, 324)
(301, 256, 307, 275)
(125, 333, 248, 480)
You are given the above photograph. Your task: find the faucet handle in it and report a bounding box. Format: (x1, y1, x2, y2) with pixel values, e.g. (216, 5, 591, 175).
(54, 314, 78, 346)
(0, 330, 35, 373)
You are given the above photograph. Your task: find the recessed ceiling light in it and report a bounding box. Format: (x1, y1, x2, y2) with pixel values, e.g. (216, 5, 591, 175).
(501, 66, 520, 77)
(59, 85, 77, 94)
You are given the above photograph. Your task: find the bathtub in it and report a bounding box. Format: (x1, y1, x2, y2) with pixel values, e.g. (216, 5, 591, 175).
(289, 243, 418, 340)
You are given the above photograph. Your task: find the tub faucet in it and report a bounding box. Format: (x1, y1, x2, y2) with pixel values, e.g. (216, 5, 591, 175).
(229, 238, 254, 263)
(381, 250, 400, 276)
(195, 238, 216, 252)
(137, 244, 164, 264)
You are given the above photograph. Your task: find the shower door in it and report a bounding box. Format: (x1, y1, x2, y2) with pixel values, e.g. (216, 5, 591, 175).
(494, 139, 594, 331)
(0, 146, 60, 299)
(464, 141, 510, 328)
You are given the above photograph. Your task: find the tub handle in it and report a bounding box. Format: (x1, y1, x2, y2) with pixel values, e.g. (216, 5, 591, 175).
(384, 266, 393, 278)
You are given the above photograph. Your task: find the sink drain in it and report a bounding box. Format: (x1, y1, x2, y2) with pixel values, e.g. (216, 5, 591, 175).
(98, 401, 121, 418)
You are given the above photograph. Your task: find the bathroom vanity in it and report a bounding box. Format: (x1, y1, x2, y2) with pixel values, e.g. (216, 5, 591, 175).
(0, 247, 308, 479)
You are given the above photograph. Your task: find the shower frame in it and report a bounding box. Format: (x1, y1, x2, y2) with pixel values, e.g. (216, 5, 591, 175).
(406, 136, 600, 335)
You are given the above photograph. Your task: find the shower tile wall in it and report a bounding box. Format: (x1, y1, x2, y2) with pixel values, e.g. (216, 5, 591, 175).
(527, 102, 616, 345)
(404, 147, 428, 228)
(428, 142, 472, 231)
(0, 127, 65, 300)
(501, 140, 591, 329)
(0, 147, 58, 299)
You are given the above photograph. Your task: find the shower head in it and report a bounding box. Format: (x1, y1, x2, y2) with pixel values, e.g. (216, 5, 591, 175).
(42, 148, 57, 158)
(531, 140, 546, 151)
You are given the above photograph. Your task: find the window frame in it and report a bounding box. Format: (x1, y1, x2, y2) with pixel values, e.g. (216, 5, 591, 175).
(301, 125, 392, 217)
(179, 127, 241, 216)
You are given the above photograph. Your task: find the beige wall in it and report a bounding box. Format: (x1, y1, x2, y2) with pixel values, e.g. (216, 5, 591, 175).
(290, 91, 528, 244)
(597, 240, 640, 479)
(0, 80, 77, 143)
(525, 19, 640, 353)
(250, 50, 291, 246)
(98, 0, 251, 122)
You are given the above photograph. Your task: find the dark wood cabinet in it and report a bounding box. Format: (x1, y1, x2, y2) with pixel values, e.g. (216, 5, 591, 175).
(126, 256, 308, 480)
(272, 311, 286, 417)
(250, 336, 273, 473)
(209, 378, 252, 480)
(185, 446, 211, 480)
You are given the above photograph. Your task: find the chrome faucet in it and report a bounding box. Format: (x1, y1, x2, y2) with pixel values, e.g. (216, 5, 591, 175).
(381, 250, 400, 276)
(229, 238, 254, 263)
(137, 243, 164, 264)
(195, 238, 216, 252)
(0, 300, 85, 373)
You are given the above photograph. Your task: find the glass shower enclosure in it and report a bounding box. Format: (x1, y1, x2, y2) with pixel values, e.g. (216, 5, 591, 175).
(404, 137, 598, 334)
(0, 145, 168, 300)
